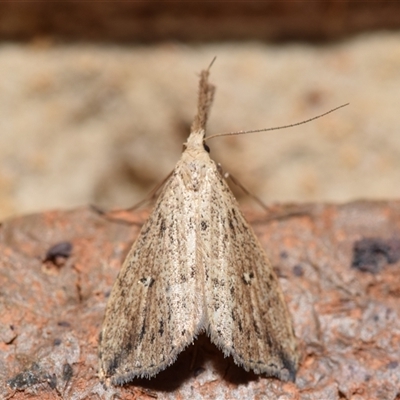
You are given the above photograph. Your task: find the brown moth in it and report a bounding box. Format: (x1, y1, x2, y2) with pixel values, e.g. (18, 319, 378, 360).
(99, 66, 298, 385)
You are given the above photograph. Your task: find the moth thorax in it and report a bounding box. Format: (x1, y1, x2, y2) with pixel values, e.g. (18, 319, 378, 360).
(184, 130, 206, 151)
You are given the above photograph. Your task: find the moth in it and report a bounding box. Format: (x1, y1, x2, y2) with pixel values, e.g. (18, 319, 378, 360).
(99, 66, 299, 385)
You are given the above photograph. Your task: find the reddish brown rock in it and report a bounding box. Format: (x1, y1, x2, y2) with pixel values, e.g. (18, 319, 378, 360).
(0, 202, 399, 399)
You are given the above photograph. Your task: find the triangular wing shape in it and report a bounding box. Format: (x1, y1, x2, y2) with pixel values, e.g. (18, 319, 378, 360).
(99, 65, 298, 384)
(200, 163, 298, 381)
(99, 167, 206, 384)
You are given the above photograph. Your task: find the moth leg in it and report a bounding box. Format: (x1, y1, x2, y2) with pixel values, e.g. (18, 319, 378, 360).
(216, 163, 270, 212)
(89, 204, 142, 226)
(216, 163, 311, 221)
(90, 170, 174, 225)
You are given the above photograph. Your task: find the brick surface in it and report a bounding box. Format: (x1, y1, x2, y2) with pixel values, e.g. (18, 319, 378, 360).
(1, 201, 399, 399)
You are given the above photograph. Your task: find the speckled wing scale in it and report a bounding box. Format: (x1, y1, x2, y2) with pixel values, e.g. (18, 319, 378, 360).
(99, 67, 298, 385)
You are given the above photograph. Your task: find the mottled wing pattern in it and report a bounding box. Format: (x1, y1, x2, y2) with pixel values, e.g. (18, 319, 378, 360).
(200, 161, 298, 381)
(99, 66, 298, 384)
(99, 166, 204, 384)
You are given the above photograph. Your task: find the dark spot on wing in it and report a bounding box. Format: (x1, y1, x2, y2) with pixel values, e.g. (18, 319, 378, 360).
(231, 207, 239, 222)
(141, 224, 151, 237)
(107, 354, 121, 376)
(212, 277, 225, 288)
(266, 332, 274, 349)
(242, 272, 254, 285)
(125, 341, 133, 352)
(139, 277, 155, 287)
(159, 319, 164, 336)
(159, 218, 167, 237)
(138, 324, 146, 342)
(253, 321, 261, 336)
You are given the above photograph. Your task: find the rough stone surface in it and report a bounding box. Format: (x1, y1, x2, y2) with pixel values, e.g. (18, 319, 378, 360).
(1, 33, 400, 220)
(1, 201, 399, 399)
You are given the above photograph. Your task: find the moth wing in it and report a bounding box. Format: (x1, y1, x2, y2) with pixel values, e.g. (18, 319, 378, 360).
(99, 170, 204, 384)
(202, 166, 298, 381)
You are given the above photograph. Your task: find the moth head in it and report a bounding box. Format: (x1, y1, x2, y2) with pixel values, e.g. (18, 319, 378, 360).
(183, 129, 207, 152)
(182, 141, 210, 153)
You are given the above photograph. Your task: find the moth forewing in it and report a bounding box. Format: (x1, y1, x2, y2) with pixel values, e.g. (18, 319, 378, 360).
(199, 161, 298, 381)
(99, 67, 298, 384)
(99, 153, 211, 383)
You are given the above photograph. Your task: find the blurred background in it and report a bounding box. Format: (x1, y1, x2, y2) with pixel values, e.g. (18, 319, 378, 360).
(1, 1, 400, 220)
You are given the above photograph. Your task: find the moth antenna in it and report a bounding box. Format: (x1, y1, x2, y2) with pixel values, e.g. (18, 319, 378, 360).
(205, 103, 349, 142)
(208, 56, 217, 70)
